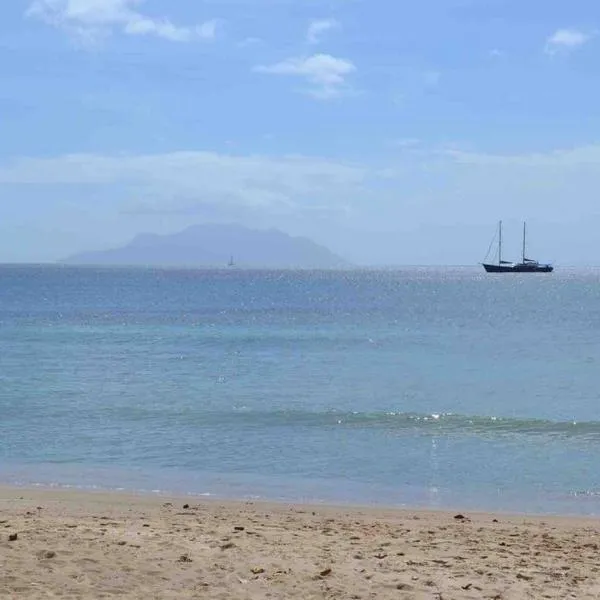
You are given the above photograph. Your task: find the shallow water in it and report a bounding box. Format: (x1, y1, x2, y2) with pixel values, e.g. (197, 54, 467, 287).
(2, 265, 600, 514)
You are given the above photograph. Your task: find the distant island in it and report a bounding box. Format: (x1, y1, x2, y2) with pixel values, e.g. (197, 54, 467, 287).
(61, 223, 350, 269)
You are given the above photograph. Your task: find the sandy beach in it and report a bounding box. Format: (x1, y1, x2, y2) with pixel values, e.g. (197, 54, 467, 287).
(1, 487, 599, 599)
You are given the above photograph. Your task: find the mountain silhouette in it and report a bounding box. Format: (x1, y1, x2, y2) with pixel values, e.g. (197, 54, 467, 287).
(62, 223, 349, 268)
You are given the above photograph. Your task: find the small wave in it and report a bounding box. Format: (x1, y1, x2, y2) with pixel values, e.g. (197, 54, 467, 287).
(259, 410, 600, 438)
(110, 408, 600, 440)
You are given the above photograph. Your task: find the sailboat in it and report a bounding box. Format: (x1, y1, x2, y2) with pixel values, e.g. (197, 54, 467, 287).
(482, 221, 553, 273)
(227, 255, 235, 267)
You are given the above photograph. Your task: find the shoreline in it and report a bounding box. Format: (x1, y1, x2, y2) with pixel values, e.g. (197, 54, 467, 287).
(2, 486, 600, 598)
(1, 482, 599, 522)
(2, 477, 600, 519)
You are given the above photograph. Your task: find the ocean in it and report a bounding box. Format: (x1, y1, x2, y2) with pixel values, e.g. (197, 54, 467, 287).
(2, 265, 600, 515)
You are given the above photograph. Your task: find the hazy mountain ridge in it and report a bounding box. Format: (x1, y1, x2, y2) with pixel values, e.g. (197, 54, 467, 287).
(62, 224, 349, 268)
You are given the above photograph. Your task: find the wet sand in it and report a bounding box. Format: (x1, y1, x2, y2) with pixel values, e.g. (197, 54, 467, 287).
(1, 486, 600, 599)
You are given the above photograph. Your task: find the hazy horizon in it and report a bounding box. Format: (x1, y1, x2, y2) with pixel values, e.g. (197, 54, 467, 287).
(2, 1, 600, 265)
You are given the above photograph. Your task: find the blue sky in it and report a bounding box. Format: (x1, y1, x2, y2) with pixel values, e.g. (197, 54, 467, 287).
(1, 0, 600, 264)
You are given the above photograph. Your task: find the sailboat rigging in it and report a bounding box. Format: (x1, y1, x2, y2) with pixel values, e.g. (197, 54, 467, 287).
(482, 221, 553, 273)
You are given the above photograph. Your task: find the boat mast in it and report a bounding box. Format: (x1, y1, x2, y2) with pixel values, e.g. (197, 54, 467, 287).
(522, 222, 526, 263)
(498, 220, 502, 265)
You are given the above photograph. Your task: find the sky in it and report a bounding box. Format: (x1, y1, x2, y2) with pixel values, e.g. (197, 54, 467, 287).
(1, 0, 600, 265)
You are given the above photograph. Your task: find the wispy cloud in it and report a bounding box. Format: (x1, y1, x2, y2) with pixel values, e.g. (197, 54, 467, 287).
(441, 144, 600, 167)
(306, 19, 339, 44)
(238, 36, 262, 48)
(26, 0, 219, 43)
(544, 28, 593, 55)
(254, 53, 356, 99)
(0, 151, 366, 218)
(390, 138, 421, 149)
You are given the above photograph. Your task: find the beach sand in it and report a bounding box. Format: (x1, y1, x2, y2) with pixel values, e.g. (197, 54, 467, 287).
(1, 487, 599, 599)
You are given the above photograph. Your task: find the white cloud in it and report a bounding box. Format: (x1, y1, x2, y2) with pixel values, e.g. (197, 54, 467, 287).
(306, 19, 339, 44)
(389, 138, 421, 150)
(238, 36, 262, 48)
(438, 144, 600, 169)
(0, 151, 366, 217)
(6, 144, 600, 220)
(254, 53, 356, 99)
(545, 28, 593, 54)
(26, 0, 219, 43)
(195, 20, 218, 42)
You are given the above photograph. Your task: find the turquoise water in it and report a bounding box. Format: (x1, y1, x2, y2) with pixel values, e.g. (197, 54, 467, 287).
(2, 265, 600, 514)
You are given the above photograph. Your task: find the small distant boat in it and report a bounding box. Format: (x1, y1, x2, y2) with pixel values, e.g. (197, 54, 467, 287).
(482, 221, 553, 273)
(227, 255, 235, 267)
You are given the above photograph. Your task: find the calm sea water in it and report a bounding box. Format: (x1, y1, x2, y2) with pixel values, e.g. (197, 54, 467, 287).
(2, 265, 600, 514)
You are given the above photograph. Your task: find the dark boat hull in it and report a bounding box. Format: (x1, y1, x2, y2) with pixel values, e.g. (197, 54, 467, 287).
(483, 263, 553, 273)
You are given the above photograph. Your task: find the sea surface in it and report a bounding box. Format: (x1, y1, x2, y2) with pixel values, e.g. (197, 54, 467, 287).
(2, 265, 600, 515)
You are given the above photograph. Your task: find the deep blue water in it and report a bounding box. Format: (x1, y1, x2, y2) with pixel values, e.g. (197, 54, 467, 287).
(2, 265, 600, 514)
